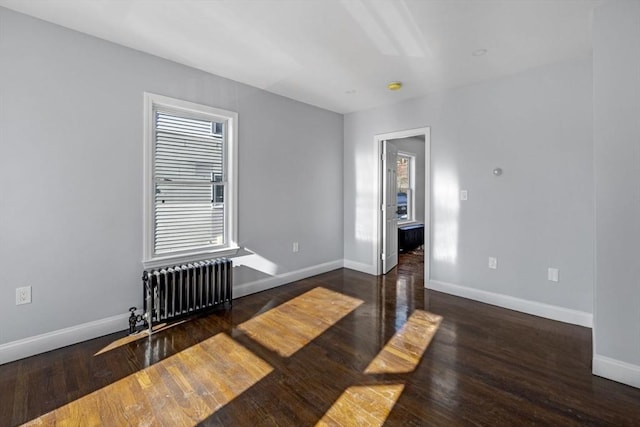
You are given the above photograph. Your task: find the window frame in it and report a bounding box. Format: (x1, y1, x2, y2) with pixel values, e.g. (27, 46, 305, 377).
(397, 152, 416, 224)
(143, 93, 238, 269)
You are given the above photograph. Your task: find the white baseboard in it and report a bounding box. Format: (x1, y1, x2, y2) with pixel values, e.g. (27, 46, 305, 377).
(342, 259, 377, 275)
(230, 259, 344, 298)
(0, 313, 129, 365)
(593, 354, 640, 388)
(427, 280, 593, 327)
(0, 260, 345, 366)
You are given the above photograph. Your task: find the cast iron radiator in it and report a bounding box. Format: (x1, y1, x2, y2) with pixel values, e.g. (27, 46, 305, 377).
(142, 258, 232, 332)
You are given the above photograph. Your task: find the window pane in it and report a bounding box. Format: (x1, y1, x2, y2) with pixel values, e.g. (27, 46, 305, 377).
(155, 111, 223, 183)
(213, 184, 225, 204)
(153, 110, 226, 255)
(154, 182, 225, 253)
(397, 156, 409, 220)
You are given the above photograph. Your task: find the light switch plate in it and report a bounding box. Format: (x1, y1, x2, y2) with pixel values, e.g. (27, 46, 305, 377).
(488, 257, 497, 269)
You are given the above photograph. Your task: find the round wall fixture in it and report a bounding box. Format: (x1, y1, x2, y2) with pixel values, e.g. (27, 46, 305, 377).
(493, 167, 503, 176)
(387, 81, 402, 91)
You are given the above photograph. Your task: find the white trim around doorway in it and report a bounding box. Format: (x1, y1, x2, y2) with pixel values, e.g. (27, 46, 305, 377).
(373, 127, 431, 283)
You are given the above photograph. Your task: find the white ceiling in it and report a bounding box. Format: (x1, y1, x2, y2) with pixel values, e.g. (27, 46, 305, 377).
(0, 0, 603, 114)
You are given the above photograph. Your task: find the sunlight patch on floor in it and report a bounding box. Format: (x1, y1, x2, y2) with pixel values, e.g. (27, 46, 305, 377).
(365, 310, 442, 374)
(316, 384, 405, 427)
(93, 320, 189, 356)
(317, 309, 442, 425)
(237, 287, 363, 357)
(26, 333, 272, 426)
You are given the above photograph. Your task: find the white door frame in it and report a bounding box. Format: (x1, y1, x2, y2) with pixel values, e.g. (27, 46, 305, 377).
(374, 127, 431, 283)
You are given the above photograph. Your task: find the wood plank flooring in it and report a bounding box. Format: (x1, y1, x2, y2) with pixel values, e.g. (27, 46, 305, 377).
(2, 250, 640, 426)
(238, 287, 363, 357)
(22, 333, 273, 426)
(364, 310, 442, 375)
(317, 384, 405, 426)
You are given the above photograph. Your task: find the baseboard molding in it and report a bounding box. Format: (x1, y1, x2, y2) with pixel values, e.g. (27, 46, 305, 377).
(232, 259, 344, 298)
(0, 313, 129, 366)
(427, 280, 593, 327)
(1, 260, 345, 366)
(342, 259, 377, 275)
(593, 354, 640, 388)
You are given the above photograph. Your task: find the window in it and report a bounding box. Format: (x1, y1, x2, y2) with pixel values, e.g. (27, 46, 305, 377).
(397, 153, 414, 222)
(143, 93, 238, 267)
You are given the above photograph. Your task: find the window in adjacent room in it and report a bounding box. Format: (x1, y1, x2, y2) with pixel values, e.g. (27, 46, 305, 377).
(143, 93, 238, 267)
(396, 153, 415, 222)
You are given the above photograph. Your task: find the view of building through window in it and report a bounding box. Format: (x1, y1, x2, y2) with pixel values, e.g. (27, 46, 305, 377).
(153, 111, 226, 254)
(397, 155, 410, 221)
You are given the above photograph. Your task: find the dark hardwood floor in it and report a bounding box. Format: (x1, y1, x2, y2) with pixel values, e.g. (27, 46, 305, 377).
(2, 250, 640, 426)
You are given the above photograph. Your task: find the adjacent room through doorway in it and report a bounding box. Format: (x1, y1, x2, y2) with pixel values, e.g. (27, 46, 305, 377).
(376, 127, 430, 281)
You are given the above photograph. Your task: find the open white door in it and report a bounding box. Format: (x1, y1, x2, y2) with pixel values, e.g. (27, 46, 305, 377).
(382, 141, 398, 274)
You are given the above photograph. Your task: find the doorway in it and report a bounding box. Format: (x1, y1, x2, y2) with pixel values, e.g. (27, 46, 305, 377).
(375, 127, 431, 283)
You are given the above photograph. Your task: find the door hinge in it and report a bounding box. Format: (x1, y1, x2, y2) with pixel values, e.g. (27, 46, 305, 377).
(380, 253, 385, 260)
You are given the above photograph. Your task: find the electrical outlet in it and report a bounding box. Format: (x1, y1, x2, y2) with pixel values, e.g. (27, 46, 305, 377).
(488, 257, 498, 269)
(292, 242, 299, 253)
(16, 286, 32, 305)
(548, 267, 559, 282)
(460, 190, 468, 201)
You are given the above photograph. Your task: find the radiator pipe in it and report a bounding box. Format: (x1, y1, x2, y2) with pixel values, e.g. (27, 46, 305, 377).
(142, 271, 153, 335)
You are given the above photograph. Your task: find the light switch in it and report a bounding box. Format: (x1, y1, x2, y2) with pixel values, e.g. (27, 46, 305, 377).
(488, 257, 497, 269)
(460, 190, 468, 201)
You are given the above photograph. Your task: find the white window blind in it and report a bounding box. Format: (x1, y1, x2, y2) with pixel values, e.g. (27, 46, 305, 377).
(153, 110, 226, 254)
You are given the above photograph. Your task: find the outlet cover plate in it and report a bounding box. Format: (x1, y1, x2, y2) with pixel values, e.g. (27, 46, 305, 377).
(16, 286, 32, 305)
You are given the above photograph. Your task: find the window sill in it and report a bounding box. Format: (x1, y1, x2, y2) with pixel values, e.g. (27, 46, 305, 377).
(142, 246, 240, 270)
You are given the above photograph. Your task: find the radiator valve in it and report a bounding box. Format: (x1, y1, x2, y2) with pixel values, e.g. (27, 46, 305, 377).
(128, 307, 146, 335)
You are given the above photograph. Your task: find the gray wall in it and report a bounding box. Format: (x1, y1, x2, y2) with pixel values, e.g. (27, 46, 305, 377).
(344, 57, 594, 313)
(0, 8, 343, 345)
(593, 0, 640, 378)
(389, 136, 426, 224)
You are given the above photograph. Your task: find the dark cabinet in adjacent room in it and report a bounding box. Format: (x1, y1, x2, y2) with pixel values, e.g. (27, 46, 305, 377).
(398, 224, 424, 253)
